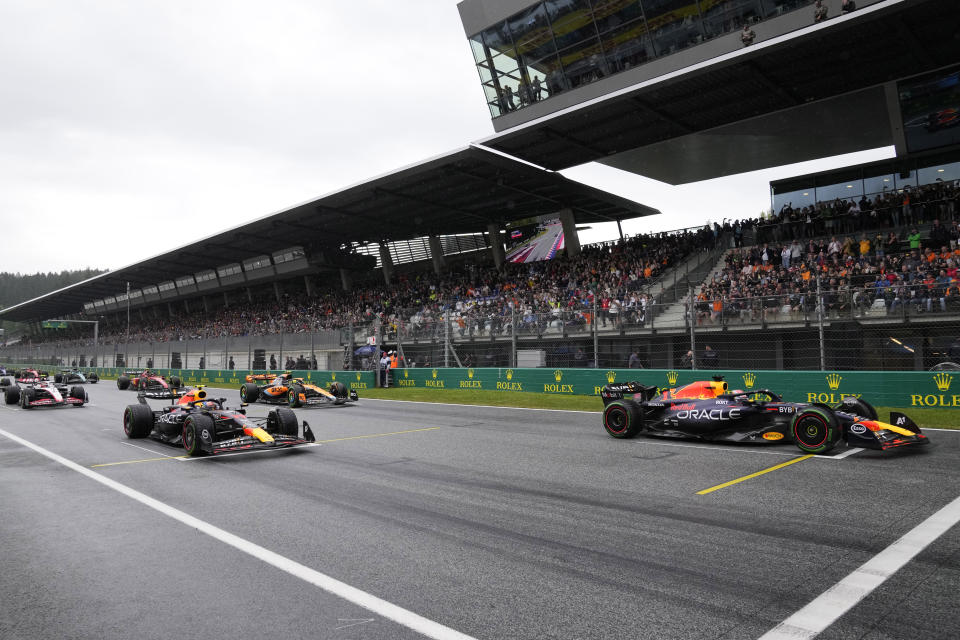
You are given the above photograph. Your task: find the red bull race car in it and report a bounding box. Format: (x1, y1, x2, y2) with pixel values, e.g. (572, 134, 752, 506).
(117, 369, 182, 398)
(600, 377, 929, 454)
(122, 386, 315, 456)
(240, 372, 357, 407)
(2, 379, 87, 409)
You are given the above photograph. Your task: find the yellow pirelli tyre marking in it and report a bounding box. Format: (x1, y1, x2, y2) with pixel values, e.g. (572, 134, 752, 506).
(697, 455, 815, 495)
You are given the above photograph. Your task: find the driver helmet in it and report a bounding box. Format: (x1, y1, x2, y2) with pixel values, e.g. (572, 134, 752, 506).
(195, 400, 219, 410)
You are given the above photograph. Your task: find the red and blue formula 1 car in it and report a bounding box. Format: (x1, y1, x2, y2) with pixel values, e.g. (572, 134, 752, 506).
(600, 377, 929, 454)
(122, 386, 315, 456)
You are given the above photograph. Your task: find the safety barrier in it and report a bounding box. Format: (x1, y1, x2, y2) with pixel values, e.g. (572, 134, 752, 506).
(10, 366, 959, 409)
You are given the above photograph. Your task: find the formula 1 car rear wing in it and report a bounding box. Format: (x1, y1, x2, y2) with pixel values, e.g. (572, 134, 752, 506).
(600, 381, 659, 404)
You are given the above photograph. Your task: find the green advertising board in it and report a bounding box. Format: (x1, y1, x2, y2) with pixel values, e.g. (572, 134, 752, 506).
(14, 365, 960, 409)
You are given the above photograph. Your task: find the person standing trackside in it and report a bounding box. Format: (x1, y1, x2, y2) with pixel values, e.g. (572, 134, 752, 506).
(740, 23, 756, 47)
(814, 0, 828, 23)
(380, 351, 391, 388)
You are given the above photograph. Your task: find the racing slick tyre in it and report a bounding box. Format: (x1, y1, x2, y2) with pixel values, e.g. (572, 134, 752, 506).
(54, 374, 63, 383)
(170, 376, 182, 388)
(183, 414, 215, 456)
(240, 382, 260, 403)
(269, 407, 299, 437)
(122, 404, 155, 438)
(288, 385, 304, 408)
(835, 396, 878, 421)
(117, 375, 131, 390)
(4, 385, 20, 405)
(602, 399, 642, 438)
(69, 386, 86, 406)
(88, 373, 99, 383)
(329, 381, 348, 402)
(20, 388, 34, 409)
(792, 406, 841, 454)
(0, 377, 10, 387)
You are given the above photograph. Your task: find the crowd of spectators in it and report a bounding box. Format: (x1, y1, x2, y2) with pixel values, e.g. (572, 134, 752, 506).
(29, 227, 712, 347)
(13, 179, 960, 350)
(695, 218, 960, 324)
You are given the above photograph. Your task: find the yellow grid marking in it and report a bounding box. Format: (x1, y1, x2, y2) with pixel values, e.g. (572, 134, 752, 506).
(696, 454, 815, 495)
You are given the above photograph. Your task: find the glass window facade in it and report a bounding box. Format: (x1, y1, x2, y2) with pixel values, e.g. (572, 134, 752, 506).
(469, 1, 817, 118)
(771, 155, 960, 213)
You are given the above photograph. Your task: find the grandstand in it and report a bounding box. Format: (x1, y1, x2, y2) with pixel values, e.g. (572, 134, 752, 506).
(2, 0, 960, 376)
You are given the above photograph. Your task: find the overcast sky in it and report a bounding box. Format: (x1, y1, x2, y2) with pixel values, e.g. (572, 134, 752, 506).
(0, 0, 893, 276)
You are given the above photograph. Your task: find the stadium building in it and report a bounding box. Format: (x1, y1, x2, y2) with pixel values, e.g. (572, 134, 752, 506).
(2, 0, 959, 373)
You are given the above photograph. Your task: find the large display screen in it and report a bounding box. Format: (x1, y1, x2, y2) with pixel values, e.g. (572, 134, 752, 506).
(504, 215, 565, 264)
(899, 64, 960, 153)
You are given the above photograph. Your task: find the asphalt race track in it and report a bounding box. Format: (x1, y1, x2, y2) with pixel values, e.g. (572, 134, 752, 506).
(1, 384, 959, 640)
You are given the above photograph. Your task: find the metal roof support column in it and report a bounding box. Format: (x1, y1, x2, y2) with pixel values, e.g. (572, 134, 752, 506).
(487, 223, 505, 270)
(558, 208, 580, 257)
(340, 268, 352, 291)
(304, 275, 315, 297)
(223, 291, 229, 308)
(428, 234, 446, 275)
(379, 242, 394, 285)
(273, 281, 281, 302)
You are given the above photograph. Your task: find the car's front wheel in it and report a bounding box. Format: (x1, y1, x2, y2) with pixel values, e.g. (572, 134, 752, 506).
(183, 414, 215, 456)
(603, 399, 641, 438)
(792, 407, 841, 454)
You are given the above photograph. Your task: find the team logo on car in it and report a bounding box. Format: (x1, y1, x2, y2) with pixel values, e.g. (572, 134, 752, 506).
(850, 423, 867, 434)
(606, 371, 616, 383)
(666, 370, 679, 385)
(762, 432, 784, 441)
(506, 369, 514, 380)
(933, 372, 953, 391)
(825, 373, 842, 390)
(742, 372, 756, 389)
(553, 370, 563, 382)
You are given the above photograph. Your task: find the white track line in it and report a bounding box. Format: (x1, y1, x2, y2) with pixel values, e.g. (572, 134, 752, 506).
(759, 494, 960, 640)
(0, 427, 476, 640)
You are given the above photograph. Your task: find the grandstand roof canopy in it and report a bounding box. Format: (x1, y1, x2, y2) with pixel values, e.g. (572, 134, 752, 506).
(480, 0, 959, 184)
(0, 145, 658, 322)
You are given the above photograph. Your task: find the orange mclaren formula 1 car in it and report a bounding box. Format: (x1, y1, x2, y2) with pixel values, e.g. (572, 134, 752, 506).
(240, 372, 358, 407)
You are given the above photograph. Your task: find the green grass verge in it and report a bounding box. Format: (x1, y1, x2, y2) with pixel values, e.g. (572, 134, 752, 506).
(359, 388, 960, 430)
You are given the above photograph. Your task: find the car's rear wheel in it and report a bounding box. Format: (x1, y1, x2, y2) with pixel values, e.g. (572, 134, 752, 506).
(54, 374, 63, 383)
(183, 414, 215, 456)
(240, 382, 260, 403)
(835, 396, 878, 421)
(170, 376, 182, 388)
(270, 407, 300, 436)
(69, 386, 86, 406)
(602, 399, 642, 438)
(123, 404, 154, 438)
(792, 407, 841, 454)
(329, 381, 347, 399)
(4, 386, 20, 405)
(20, 388, 34, 409)
(88, 373, 99, 384)
(288, 385, 304, 408)
(117, 375, 131, 390)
